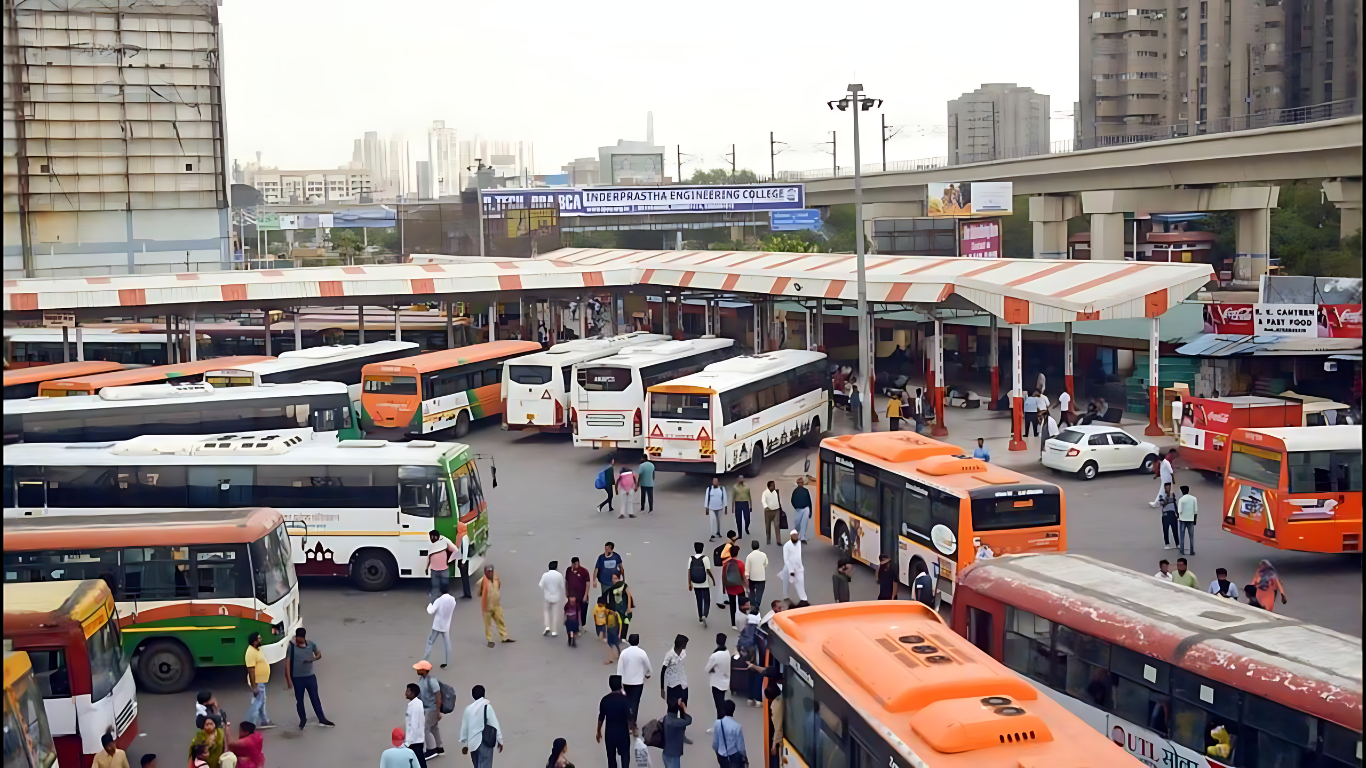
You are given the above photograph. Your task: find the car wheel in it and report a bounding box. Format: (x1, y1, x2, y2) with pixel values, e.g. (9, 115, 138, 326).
(1139, 453, 1157, 473)
(1078, 461, 1098, 481)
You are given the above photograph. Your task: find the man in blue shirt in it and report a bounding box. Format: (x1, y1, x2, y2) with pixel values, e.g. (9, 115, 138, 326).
(972, 437, 991, 462)
(711, 699, 747, 768)
(593, 541, 624, 597)
(637, 459, 656, 514)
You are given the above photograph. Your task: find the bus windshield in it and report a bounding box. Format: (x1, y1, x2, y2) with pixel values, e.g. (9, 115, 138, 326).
(86, 617, 127, 702)
(1287, 450, 1362, 494)
(577, 367, 631, 392)
(971, 493, 1062, 531)
(362, 376, 416, 395)
(507, 365, 553, 385)
(1229, 442, 1282, 487)
(3, 670, 57, 768)
(650, 392, 710, 420)
(249, 525, 296, 604)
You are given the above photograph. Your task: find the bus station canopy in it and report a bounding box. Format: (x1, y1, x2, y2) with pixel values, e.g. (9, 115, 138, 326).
(4, 248, 1214, 325)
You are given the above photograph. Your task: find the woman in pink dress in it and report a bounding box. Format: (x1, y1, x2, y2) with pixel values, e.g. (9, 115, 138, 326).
(616, 466, 637, 519)
(226, 722, 263, 768)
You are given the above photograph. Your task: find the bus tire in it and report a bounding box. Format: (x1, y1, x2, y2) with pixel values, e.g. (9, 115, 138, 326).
(833, 520, 852, 556)
(136, 639, 195, 694)
(1078, 461, 1099, 481)
(1139, 454, 1157, 473)
(453, 410, 471, 439)
(803, 418, 822, 449)
(1198, 470, 1221, 483)
(743, 444, 764, 477)
(350, 549, 399, 591)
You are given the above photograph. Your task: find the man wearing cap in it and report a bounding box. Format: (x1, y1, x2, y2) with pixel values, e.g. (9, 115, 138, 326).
(382, 726, 419, 768)
(413, 661, 445, 761)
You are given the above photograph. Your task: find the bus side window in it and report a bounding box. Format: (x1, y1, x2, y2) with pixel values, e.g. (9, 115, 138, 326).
(561, 365, 572, 393)
(1169, 668, 1240, 763)
(192, 546, 247, 599)
(468, 370, 484, 389)
(1110, 644, 1172, 738)
(1004, 606, 1057, 687)
(27, 649, 71, 698)
(122, 546, 192, 600)
(831, 462, 856, 512)
(966, 605, 993, 655)
(122, 467, 188, 508)
(819, 458, 832, 537)
(1055, 625, 1111, 710)
(1240, 694, 1318, 768)
(484, 367, 500, 384)
(902, 488, 932, 541)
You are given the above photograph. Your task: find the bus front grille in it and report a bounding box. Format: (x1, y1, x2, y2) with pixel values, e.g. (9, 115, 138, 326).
(585, 413, 626, 427)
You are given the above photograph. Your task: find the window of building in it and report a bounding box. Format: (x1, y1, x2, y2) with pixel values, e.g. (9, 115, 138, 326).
(1199, 1, 1207, 18)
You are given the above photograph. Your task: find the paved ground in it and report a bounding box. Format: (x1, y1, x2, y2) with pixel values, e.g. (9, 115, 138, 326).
(125, 397, 1361, 766)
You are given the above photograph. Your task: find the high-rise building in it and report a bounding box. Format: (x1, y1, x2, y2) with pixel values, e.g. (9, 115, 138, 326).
(361, 132, 388, 185)
(387, 135, 411, 197)
(1079, 0, 1361, 145)
(241, 165, 374, 205)
(947, 84, 1051, 164)
(3, 0, 230, 278)
(415, 161, 434, 200)
(428, 121, 459, 197)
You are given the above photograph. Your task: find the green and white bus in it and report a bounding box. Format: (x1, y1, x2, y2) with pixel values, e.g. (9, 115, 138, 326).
(2, 507, 300, 694)
(3, 380, 362, 445)
(3, 428, 491, 593)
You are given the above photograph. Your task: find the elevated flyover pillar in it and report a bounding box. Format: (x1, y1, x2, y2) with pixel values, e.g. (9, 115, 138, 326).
(1322, 179, 1363, 240)
(1090, 213, 1127, 261)
(1029, 195, 1078, 259)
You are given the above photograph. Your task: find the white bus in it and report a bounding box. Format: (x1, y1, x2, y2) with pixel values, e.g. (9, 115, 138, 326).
(645, 350, 831, 476)
(4, 329, 192, 369)
(204, 341, 419, 400)
(3, 380, 359, 444)
(571, 337, 739, 451)
(503, 333, 669, 433)
(3, 428, 492, 592)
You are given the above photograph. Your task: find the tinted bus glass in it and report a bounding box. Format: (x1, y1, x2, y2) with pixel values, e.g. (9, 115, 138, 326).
(577, 367, 631, 392)
(650, 393, 710, 420)
(363, 376, 417, 395)
(508, 365, 553, 385)
(1229, 443, 1282, 487)
(972, 494, 1063, 531)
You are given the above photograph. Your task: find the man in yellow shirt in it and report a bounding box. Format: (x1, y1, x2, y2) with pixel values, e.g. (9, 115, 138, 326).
(886, 394, 903, 431)
(243, 632, 276, 728)
(93, 733, 129, 768)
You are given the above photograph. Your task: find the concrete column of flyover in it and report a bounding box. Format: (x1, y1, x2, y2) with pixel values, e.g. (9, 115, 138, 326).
(1082, 186, 1281, 261)
(1029, 195, 1078, 259)
(1322, 179, 1363, 240)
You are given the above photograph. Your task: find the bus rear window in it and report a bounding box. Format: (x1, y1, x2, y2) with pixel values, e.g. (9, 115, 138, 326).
(650, 393, 710, 420)
(577, 367, 631, 392)
(362, 376, 416, 395)
(972, 494, 1062, 531)
(1229, 442, 1282, 488)
(1288, 450, 1362, 493)
(507, 365, 553, 386)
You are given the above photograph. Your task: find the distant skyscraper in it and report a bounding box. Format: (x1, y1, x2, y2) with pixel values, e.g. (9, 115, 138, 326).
(362, 131, 387, 185)
(416, 161, 434, 199)
(947, 84, 1050, 164)
(429, 121, 459, 197)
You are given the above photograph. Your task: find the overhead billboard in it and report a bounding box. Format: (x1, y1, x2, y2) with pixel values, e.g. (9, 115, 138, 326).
(927, 181, 1013, 218)
(608, 154, 666, 185)
(1202, 302, 1362, 338)
(958, 218, 1001, 258)
(481, 185, 805, 217)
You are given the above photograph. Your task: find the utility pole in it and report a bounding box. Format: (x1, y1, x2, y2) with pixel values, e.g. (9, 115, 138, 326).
(725, 144, 736, 181)
(819, 131, 837, 176)
(677, 145, 684, 184)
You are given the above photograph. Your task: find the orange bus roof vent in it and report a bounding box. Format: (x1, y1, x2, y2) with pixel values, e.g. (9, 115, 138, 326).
(917, 454, 988, 476)
(833, 432, 961, 464)
(910, 696, 1054, 754)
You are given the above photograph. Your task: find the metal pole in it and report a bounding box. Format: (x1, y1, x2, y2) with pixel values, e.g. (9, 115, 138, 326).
(75, 325, 84, 362)
(770, 131, 775, 178)
(578, 293, 588, 339)
(815, 301, 824, 349)
(753, 301, 761, 353)
(358, 305, 366, 345)
(662, 291, 670, 336)
(293, 309, 303, 351)
(881, 113, 887, 172)
(187, 316, 196, 362)
(1009, 323, 1025, 451)
(1064, 321, 1074, 419)
(62, 326, 70, 363)
(1146, 317, 1164, 436)
(477, 190, 486, 258)
(831, 131, 837, 176)
(851, 84, 873, 434)
(989, 314, 1001, 409)
(394, 306, 402, 342)
(489, 301, 498, 343)
(446, 299, 456, 349)
(262, 312, 271, 357)
(932, 315, 947, 436)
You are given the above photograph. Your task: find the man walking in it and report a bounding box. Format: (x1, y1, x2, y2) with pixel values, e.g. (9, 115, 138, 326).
(687, 542, 715, 627)
(414, 661, 445, 762)
(1023, 390, 1040, 436)
(403, 683, 428, 768)
(1156, 482, 1180, 551)
(1149, 449, 1178, 508)
(283, 627, 333, 729)
(480, 565, 514, 648)
(832, 559, 852, 603)
(886, 393, 903, 431)
(596, 675, 632, 768)
(596, 456, 617, 514)
(459, 685, 502, 768)
(638, 457, 656, 514)
(593, 542, 625, 598)
(744, 540, 768, 609)
(1177, 485, 1198, 556)
(761, 480, 782, 545)
(382, 727, 419, 768)
(1058, 388, 1072, 427)
(781, 530, 808, 603)
(876, 553, 898, 600)
(94, 733, 130, 768)
(566, 557, 592, 628)
(732, 477, 752, 539)
(425, 588, 456, 667)
(711, 700, 747, 768)
(912, 564, 936, 608)
(243, 632, 275, 729)
(617, 634, 651, 721)
(606, 571, 636, 639)
(660, 634, 689, 710)
(704, 633, 731, 719)
(425, 529, 458, 601)
(790, 477, 813, 544)
(1208, 568, 1240, 598)
(539, 561, 566, 637)
(661, 699, 692, 768)
(703, 477, 729, 541)
(1171, 557, 1199, 589)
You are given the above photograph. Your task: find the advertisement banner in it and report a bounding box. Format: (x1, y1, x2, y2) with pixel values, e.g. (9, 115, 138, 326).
(1178, 395, 1235, 452)
(1253, 303, 1317, 336)
(958, 218, 1001, 258)
(481, 185, 805, 218)
(608, 154, 665, 185)
(256, 212, 280, 231)
(927, 181, 1013, 218)
(1318, 304, 1363, 338)
(770, 209, 823, 231)
(1202, 304, 1254, 335)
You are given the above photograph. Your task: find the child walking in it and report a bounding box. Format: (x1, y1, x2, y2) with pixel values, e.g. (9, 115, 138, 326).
(564, 595, 581, 647)
(600, 596, 623, 665)
(593, 595, 609, 642)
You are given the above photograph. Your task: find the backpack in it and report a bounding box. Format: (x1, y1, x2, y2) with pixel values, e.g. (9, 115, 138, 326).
(688, 555, 708, 585)
(641, 717, 665, 749)
(723, 557, 744, 589)
(594, 468, 609, 490)
(913, 572, 935, 607)
(438, 679, 457, 714)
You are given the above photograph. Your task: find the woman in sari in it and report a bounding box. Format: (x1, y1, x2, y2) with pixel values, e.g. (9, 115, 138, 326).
(189, 715, 225, 768)
(1250, 559, 1288, 612)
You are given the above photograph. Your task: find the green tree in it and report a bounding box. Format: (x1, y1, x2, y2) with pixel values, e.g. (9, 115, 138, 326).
(329, 228, 363, 264)
(760, 232, 823, 253)
(687, 168, 760, 185)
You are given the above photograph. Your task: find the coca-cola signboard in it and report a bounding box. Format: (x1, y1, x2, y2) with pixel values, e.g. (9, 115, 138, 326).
(1203, 303, 1362, 338)
(1319, 304, 1363, 338)
(1202, 304, 1253, 335)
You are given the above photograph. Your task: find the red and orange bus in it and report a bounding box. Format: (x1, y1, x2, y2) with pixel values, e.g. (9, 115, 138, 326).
(1222, 425, 1362, 553)
(4, 649, 59, 768)
(764, 601, 1142, 767)
(4, 362, 125, 400)
(952, 553, 1361, 768)
(360, 340, 541, 439)
(4, 580, 138, 768)
(816, 432, 1066, 608)
(35, 356, 274, 398)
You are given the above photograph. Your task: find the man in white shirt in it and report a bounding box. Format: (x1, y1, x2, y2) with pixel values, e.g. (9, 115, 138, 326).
(1208, 568, 1239, 599)
(404, 683, 427, 767)
(1057, 390, 1073, 426)
(424, 591, 456, 668)
(744, 540, 768, 609)
(703, 478, 729, 541)
(704, 633, 732, 722)
(781, 530, 807, 603)
(1149, 449, 1178, 508)
(538, 561, 566, 637)
(459, 685, 502, 768)
(660, 634, 689, 710)
(1153, 559, 1174, 582)
(1022, 391, 1040, 436)
(616, 634, 651, 722)
(760, 480, 782, 545)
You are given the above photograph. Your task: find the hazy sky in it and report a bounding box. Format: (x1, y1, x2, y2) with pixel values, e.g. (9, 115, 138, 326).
(221, 0, 1078, 178)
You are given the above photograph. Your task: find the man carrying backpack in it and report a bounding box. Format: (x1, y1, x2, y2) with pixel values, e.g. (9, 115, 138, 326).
(686, 542, 715, 628)
(912, 564, 937, 610)
(720, 547, 747, 631)
(595, 456, 617, 514)
(413, 661, 456, 762)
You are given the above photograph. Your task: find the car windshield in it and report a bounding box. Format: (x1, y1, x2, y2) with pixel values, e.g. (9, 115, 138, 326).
(250, 524, 297, 604)
(87, 615, 128, 702)
(1053, 429, 1085, 444)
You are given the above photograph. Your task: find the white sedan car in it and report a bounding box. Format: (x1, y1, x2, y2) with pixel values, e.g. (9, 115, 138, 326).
(1042, 424, 1159, 480)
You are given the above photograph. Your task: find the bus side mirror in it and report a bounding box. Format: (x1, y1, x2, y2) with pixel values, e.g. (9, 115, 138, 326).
(804, 456, 811, 474)
(491, 466, 498, 489)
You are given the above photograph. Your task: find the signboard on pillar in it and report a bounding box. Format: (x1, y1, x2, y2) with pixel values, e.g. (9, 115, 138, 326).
(42, 312, 75, 328)
(958, 219, 1001, 258)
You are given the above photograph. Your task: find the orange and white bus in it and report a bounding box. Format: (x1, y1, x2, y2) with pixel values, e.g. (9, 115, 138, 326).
(4, 362, 125, 400)
(952, 553, 1362, 768)
(361, 340, 541, 439)
(4, 580, 138, 768)
(764, 601, 1141, 767)
(35, 356, 274, 398)
(816, 432, 1066, 608)
(1222, 425, 1362, 553)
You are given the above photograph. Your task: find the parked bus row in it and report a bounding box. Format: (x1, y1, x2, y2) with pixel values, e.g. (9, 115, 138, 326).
(4, 329, 191, 369)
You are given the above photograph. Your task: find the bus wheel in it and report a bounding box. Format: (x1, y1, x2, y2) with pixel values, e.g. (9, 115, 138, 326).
(350, 549, 399, 591)
(453, 410, 471, 439)
(136, 639, 194, 694)
(833, 521, 853, 556)
(803, 418, 822, 449)
(743, 444, 764, 477)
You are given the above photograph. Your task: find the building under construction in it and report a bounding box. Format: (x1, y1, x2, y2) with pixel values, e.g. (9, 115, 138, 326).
(3, 0, 230, 279)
